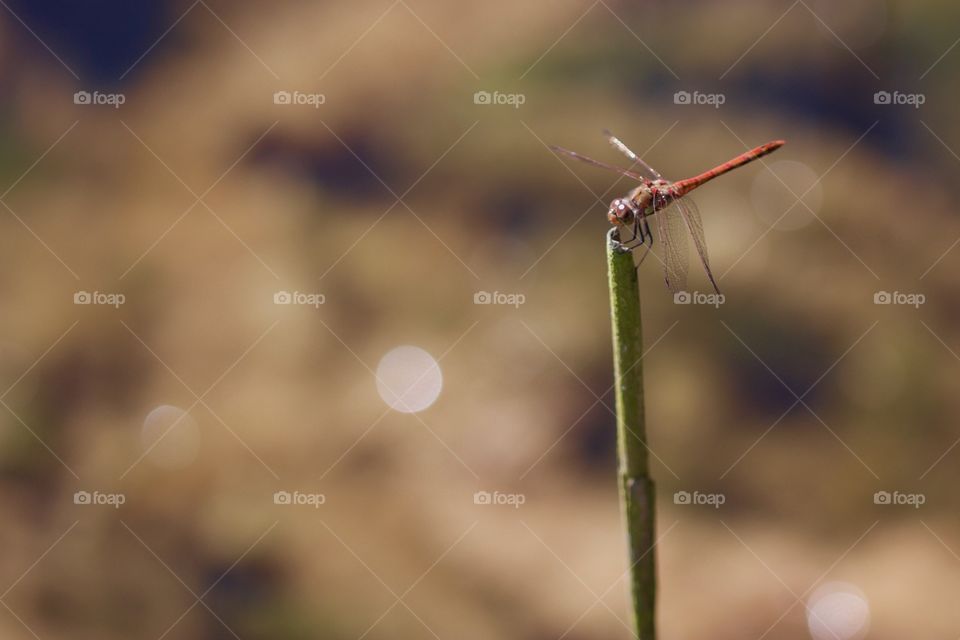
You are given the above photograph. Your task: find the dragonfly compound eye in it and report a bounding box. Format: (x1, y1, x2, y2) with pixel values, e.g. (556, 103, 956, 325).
(607, 198, 632, 225)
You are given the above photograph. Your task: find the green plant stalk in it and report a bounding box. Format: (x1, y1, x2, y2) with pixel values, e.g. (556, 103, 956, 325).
(606, 229, 656, 640)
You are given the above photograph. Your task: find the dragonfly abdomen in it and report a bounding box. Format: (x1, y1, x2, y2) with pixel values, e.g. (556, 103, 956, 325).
(672, 140, 785, 197)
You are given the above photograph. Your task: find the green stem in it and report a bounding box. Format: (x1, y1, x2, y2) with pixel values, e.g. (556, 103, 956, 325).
(606, 229, 656, 640)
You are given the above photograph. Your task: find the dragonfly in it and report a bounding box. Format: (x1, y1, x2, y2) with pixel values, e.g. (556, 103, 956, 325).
(551, 132, 785, 293)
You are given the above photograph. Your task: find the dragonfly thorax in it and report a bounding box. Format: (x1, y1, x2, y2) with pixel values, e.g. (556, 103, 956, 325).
(609, 181, 678, 226)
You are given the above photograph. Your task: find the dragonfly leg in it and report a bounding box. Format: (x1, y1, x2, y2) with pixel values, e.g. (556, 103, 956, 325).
(610, 204, 647, 252)
(623, 207, 653, 249)
(634, 242, 652, 267)
(633, 208, 646, 244)
(639, 210, 653, 247)
(617, 207, 648, 251)
(609, 228, 632, 254)
(627, 240, 653, 272)
(632, 208, 654, 273)
(626, 210, 644, 246)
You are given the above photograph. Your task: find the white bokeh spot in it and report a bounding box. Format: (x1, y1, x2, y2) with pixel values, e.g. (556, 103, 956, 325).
(141, 404, 200, 469)
(376, 346, 443, 413)
(806, 581, 870, 640)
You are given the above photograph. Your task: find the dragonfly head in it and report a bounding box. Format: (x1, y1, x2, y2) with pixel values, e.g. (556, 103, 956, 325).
(607, 198, 634, 226)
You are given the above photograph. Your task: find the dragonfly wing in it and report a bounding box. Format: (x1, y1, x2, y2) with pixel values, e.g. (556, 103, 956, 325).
(550, 146, 649, 182)
(656, 194, 689, 293)
(602, 129, 663, 181)
(673, 196, 720, 293)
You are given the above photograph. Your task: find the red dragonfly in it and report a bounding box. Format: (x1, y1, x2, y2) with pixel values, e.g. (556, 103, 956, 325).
(552, 132, 784, 293)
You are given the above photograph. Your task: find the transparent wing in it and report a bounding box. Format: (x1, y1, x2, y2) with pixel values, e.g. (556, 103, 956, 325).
(673, 196, 720, 293)
(602, 129, 663, 181)
(550, 145, 648, 182)
(655, 193, 689, 293)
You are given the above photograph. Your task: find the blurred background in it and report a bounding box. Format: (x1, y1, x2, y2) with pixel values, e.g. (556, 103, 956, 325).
(0, 0, 958, 638)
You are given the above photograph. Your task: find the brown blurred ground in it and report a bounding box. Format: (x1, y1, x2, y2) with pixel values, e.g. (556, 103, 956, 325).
(0, 0, 959, 638)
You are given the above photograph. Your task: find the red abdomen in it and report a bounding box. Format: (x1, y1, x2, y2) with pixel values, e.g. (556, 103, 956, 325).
(672, 140, 785, 197)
